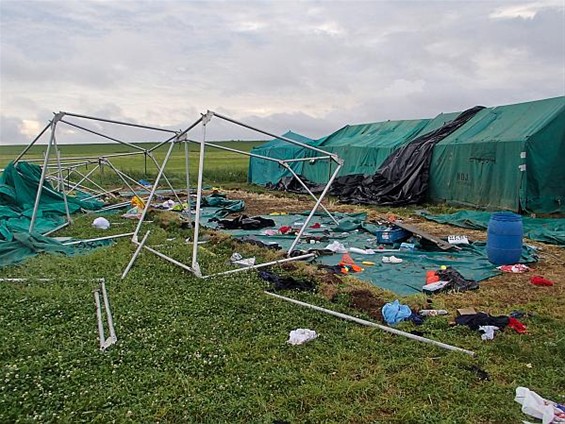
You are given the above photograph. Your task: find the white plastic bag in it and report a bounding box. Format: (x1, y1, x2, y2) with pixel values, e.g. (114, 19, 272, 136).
(92, 217, 110, 230)
(287, 329, 318, 345)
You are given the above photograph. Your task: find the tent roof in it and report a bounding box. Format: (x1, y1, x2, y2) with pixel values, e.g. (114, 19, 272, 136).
(438, 96, 565, 145)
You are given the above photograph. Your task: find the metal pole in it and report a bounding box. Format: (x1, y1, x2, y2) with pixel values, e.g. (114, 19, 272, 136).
(264, 291, 475, 356)
(148, 116, 203, 153)
(59, 119, 147, 153)
(121, 230, 150, 280)
(146, 153, 184, 205)
(212, 111, 340, 163)
(103, 159, 139, 197)
(14, 121, 52, 164)
(94, 289, 106, 350)
(132, 141, 176, 242)
(67, 163, 100, 193)
(287, 162, 343, 255)
(62, 111, 178, 134)
(184, 140, 192, 224)
(42, 222, 70, 236)
(51, 129, 72, 223)
(201, 253, 315, 279)
(137, 243, 193, 273)
(63, 232, 134, 245)
(283, 164, 339, 225)
(100, 279, 117, 343)
(191, 113, 211, 275)
(29, 120, 56, 233)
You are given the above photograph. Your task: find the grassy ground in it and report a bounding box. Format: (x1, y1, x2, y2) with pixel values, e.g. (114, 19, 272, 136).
(1, 144, 564, 423)
(0, 141, 263, 186)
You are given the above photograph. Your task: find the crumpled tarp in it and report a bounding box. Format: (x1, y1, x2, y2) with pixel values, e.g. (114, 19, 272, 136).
(0, 161, 105, 267)
(419, 210, 565, 246)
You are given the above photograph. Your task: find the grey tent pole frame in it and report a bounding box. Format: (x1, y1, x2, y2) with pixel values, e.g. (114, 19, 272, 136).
(132, 140, 177, 243)
(66, 163, 100, 194)
(281, 163, 339, 226)
(190, 113, 212, 276)
(145, 152, 185, 205)
(264, 291, 475, 356)
(287, 161, 343, 255)
(59, 119, 147, 153)
(23, 151, 146, 163)
(102, 159, 140, 197)
(13, 121, 51, 165)
(184, 138, 192, 224)
(184, 140, 339, 225)
(211, 111, 341, 163)
(62, 111, 178, 134)
(121, 230, 150, 280)
(29, 117, 58, 233)
(51, 125, 72, 223)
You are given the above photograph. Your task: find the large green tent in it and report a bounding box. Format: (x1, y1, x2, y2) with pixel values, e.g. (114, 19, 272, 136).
(247, 131, 317, 186)
(249, 96, 564, 214)
(428, 96, 565, 214)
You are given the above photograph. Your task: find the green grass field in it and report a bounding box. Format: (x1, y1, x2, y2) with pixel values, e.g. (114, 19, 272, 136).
(1, 143, 564, 423)
(0, 141, 264, 186)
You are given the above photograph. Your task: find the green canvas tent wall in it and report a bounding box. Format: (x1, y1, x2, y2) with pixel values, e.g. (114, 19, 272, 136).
(428, 96, 565, 214)
(247, 131, 317, 186)
(299, 112, 461, 184)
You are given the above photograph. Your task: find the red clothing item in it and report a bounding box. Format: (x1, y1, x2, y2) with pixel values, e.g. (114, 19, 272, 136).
(507, 317, 527, 334)
(530, 275, 554, 286)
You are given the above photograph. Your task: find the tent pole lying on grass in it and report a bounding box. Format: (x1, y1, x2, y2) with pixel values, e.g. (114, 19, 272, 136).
(43, 222, 70, 236)
(63, 232, 134, 245)
(94, 278, 117, 351)
(201, 253, 316, 279)
(121, 230, 150, 280)
(264, 291, 475, 357)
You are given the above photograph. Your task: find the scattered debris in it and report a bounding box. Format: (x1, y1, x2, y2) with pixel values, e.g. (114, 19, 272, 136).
(530, 275, 555, 286)
(514, 386, 565, 424)
(92, 217, 110, 230)
(287, 329, 318, 345)
(498, 264, 531, 273)
(382, 299, 412, 325)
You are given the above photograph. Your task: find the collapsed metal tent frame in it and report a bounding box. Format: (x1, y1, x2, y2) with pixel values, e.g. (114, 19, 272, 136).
(129, 110, 344, 278)
(13, 111, 184, 242)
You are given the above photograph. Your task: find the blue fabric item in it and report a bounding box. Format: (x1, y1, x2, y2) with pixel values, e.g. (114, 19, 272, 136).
(382, 300, 412, 325)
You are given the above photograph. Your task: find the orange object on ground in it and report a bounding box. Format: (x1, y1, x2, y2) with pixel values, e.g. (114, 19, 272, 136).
(426, 270, 440, 284)
(338, 253, 363, 273)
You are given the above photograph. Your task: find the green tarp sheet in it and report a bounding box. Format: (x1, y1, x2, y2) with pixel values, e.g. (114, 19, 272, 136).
(420, 210, 565, 246)
(0, 161, 105, 267)
(202, 209, 538, 295)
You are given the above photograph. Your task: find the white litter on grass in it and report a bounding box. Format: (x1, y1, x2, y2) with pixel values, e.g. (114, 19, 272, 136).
(92, 217, 110, 230)
(515, 386, 565, 424)
(479, 325, 499, 341)
(287, 329, 318, 345)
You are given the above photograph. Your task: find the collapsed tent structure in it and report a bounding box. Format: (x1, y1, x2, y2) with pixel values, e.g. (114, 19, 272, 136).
(249, 96, 565, 214)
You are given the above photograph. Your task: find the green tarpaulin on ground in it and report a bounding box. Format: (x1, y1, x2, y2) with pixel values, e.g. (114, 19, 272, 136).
(202, 209, 538, 295)
(0, 161, 105, 267)
(420, 210, 565, 246)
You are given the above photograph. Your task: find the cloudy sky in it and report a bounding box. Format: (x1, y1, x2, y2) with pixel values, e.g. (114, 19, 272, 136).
(1, 0, 564, 144)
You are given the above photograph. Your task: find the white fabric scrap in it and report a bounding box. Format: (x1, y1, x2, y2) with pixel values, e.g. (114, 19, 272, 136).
(287, 329, 318, 345)
(92, 217, 110, 230)
(515, 386, 565, 424)
(479, 325, 499, 341)
(325, 241, 347, 253)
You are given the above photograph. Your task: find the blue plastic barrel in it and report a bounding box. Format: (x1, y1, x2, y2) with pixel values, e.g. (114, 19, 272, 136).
(486, 212, 523, 265)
